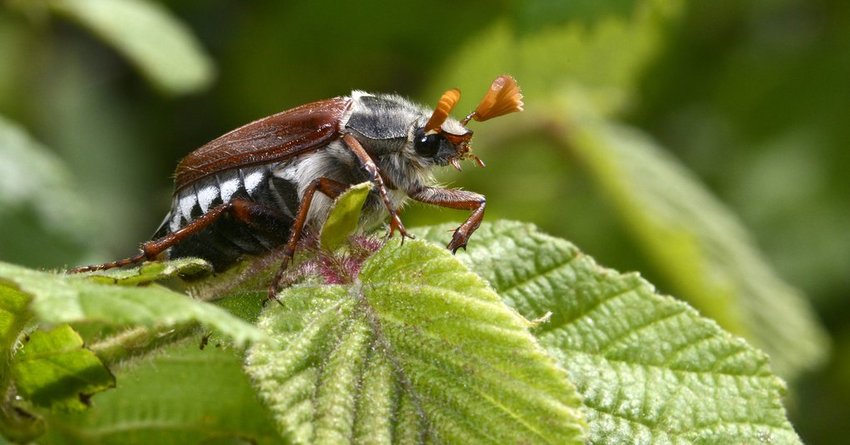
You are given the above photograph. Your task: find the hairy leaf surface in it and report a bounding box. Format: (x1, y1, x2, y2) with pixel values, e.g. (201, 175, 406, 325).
(418, 221, 802, 444)
(41, 339, 281, 444)
(246, 239, 586, 444)
(0, 261, 263, 348)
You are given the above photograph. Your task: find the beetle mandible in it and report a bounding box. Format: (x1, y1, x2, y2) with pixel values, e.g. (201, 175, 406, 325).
(72, 75, 524, 299)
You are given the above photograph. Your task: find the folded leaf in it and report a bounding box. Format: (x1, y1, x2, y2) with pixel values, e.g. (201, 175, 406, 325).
(0, 261, 264, 348)
(320, 182, 373, 251)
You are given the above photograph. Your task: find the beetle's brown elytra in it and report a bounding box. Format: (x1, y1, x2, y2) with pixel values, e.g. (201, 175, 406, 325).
(72, 76, 524, 300)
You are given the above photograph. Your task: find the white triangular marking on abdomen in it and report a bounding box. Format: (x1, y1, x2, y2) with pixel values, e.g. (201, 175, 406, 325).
(197, 184, 218, 213)
(219, 174, 240, 202)
(178, 192, 197, 221)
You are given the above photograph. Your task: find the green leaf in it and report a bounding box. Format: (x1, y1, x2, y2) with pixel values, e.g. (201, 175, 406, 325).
(417, 221, 802, 444)
(245, 239, 586, 444)
(12, 325, 114, 411)
(46, 0, 215, 95)
(0, 285, 41, 441)
(83, 257, 212, 286)
(0, 285, 31, 361)
(0, 285, 32, 394)
(424, 0, 827, 382)
(40, 338, 282, 444)
(0, 261, 264, 348)
(320, 182, 373, 251)
(556, 107, 828, 380)
(0, 115, 93, 266)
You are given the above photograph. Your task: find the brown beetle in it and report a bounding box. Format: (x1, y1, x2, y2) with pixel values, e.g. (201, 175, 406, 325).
(73, 76, 523, 298)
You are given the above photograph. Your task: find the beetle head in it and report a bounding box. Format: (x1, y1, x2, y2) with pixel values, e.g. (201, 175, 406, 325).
(417, 75, 523, 170)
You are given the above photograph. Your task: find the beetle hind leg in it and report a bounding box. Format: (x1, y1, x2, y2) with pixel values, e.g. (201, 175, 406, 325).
(69, 199, 280, 274)
(69, 253, 149, 273)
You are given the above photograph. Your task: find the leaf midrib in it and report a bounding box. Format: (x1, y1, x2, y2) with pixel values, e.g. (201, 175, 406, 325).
(353, 279, 571, 445)
(350, 282, 436, 443)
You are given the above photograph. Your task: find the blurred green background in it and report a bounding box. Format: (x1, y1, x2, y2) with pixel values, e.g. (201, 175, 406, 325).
(0, 1, 847, 443)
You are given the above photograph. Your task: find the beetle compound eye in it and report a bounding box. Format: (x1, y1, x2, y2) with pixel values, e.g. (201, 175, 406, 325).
(414, 130, 441, 158)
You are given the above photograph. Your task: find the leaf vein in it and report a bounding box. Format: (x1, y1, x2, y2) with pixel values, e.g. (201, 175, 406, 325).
(496, 249, 581, 296)
(567, 351, 779, 379)
(597, 307, 689, 355)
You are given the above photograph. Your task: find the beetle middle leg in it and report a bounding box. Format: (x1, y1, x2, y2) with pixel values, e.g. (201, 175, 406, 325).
(70, 199, 281, 273)
(409, 187, 486, 253)
(268, 177, 349, 300)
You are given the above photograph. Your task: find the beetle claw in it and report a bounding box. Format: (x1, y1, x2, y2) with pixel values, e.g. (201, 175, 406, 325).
(388, 213, 414, 244)
(447, 228, 470, 253)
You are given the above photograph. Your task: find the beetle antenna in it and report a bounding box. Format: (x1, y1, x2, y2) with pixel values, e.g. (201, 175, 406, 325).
(462, 75, 524, 125)
(424, 88, 461, 134)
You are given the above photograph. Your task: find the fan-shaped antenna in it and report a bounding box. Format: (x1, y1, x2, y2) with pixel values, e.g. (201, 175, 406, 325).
(423, 88, 461, 134)
(463, 75, 524, 124)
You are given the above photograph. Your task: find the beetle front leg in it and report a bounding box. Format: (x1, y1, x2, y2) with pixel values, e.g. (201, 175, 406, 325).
(342, 133, 412, 241)
(409, 187, 486, 253)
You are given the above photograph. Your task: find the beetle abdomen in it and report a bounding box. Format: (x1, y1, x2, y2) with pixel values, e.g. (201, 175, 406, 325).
(153, 164, 300, 270)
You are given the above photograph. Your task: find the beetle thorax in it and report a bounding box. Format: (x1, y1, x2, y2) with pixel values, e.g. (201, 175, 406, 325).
(343, 91, 468, 193)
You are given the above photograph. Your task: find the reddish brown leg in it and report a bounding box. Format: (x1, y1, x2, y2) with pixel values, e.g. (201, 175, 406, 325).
(268, 177, 349, 300)
(342, 133, 412, 241)
(409, 187, 486, 253)
(70, 199, 275, 273)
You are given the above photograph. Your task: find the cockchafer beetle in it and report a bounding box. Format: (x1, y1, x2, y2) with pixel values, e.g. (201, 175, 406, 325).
(72, 76, 523, 298)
